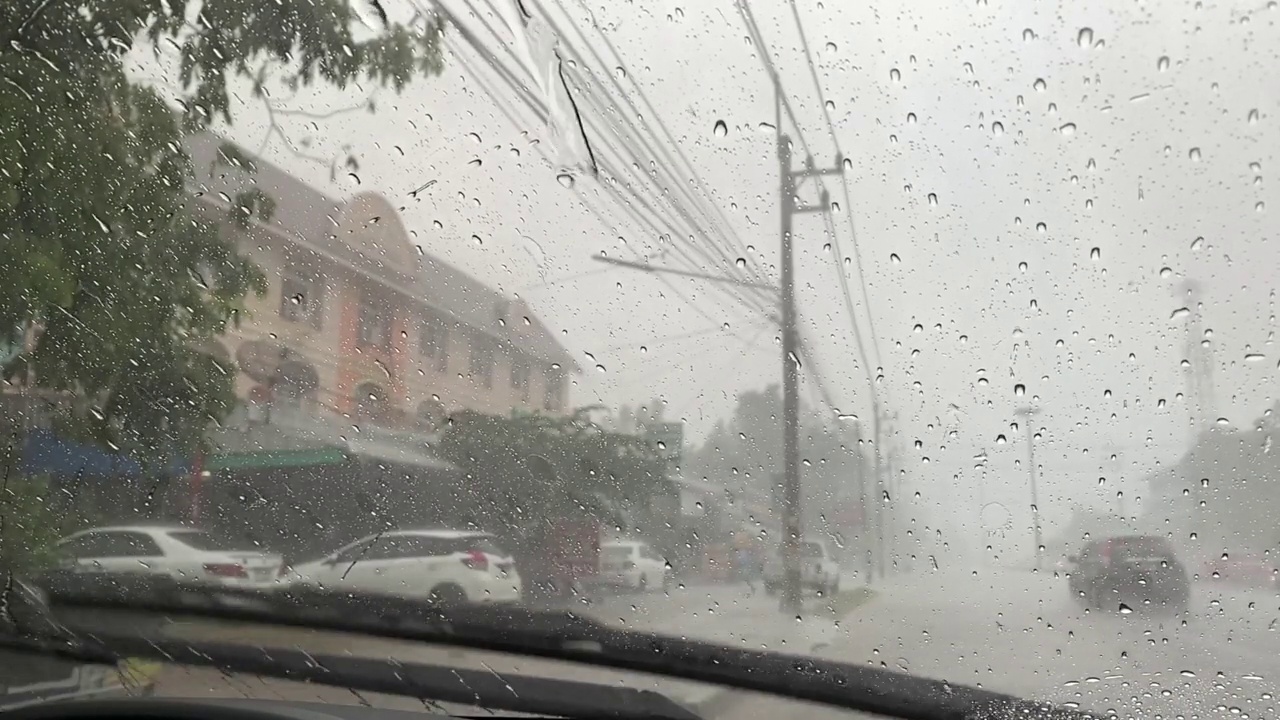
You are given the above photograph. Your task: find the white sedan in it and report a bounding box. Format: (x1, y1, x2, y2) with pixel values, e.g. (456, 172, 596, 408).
(598, 540, 670, 592)
(287, 529, 522, 605)
(56, 525, 286, 590)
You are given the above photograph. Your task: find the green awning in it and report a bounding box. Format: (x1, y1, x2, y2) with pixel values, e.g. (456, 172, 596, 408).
(206, 446, 348, 471)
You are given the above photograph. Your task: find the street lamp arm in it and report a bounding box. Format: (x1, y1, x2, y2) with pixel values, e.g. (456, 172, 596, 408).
(591, 255, 780, 295)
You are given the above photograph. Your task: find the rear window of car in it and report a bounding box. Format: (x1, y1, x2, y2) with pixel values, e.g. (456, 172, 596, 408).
(1112, 537, 1175, 560)
(601, 546, 634, 562)
(468, 536, 511, 557)
(168, 530, 260, 552)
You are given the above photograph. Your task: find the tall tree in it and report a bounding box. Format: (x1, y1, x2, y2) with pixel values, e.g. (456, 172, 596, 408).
(0, 1, 444, 469)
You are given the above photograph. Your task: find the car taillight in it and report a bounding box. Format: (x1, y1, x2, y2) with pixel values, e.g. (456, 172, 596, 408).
(277, 562, 291, 577)
(203, 563, 247, 578)
(1100, 540, 1114, 567)
(462, 549, 488, 571)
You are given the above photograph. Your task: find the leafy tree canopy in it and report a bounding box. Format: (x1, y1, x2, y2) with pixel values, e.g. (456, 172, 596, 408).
(435, 409, 677, 540)
(0, 0, 444, 467)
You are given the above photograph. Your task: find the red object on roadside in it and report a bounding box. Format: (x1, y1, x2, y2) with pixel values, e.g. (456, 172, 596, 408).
(462, 548, 489, 571)
(203, 562, 247, 578)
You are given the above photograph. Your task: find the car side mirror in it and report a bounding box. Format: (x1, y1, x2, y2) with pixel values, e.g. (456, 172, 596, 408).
(1067, 555, 1078, 563)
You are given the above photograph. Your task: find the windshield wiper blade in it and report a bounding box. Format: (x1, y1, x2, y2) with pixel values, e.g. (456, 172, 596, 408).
(0, 630, 702, 720)
(39, 574, 1100, 720)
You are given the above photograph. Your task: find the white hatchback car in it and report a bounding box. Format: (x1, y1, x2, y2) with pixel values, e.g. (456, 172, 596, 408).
(288, 529, 522, 605)
(598, 540, 670, 592)
(56, 525, 286, 590)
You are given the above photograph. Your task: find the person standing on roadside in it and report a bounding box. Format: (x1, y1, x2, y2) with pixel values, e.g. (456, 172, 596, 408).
(737, 545, 755, 595)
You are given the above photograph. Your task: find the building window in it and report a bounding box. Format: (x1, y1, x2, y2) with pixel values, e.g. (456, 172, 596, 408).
(469, 336, 496, 388)
(511, 356, 531, 403)
(279, 271, 324, 329)
(420, 314, 449, 372)
(543, 367, 564, 411)
(357, 291, 390, 348)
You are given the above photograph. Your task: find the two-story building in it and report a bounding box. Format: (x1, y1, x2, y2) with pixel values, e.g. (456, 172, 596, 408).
(186, 133, 576, 433)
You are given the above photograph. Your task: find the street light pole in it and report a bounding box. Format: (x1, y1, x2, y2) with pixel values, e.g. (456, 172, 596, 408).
(1015, 406, 1043, 570)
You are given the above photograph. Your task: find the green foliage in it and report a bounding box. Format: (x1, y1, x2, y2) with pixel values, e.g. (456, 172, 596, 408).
(0, 1, 444, 469)
(0, 478, 68, 574)
(435, 409, 677, 536)
(687, 383, 864, 504)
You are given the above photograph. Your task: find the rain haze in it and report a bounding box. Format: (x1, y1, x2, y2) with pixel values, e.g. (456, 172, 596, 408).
(32, 0, 1270, 715)
(127, 0, 1278, 551)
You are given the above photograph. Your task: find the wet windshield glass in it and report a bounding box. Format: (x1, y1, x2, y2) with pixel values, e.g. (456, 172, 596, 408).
(1, 0, 1277, 717)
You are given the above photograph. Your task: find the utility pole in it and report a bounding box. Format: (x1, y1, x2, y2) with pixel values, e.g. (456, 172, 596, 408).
(588, 79, 843, 616)
(776, 127, 843, 613)
(874, 406, 896, 577)
(1015, 406, 1043, 570)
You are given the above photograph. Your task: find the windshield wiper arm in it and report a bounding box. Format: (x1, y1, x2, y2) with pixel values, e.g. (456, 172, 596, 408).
(40, 574, 1099, 720)
(0, 630, 702, 720)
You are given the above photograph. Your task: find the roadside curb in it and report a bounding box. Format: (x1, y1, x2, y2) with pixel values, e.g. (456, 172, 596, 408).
(679, 587, 879, 717)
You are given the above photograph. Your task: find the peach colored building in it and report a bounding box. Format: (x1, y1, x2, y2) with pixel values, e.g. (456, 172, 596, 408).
(186, 134, 576, 433)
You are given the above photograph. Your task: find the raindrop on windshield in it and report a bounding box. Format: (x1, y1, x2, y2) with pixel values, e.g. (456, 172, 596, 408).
(1059, 122, 1077, 136)
(1189, 147, 1202, 162)
(1090, 247, 1101, 261)
(890, 68, 901, 82)
(1033, 78, 1047, 92)
(556, 173, 575, 188)
(713, 120, 728, 138)
(1022, 28, 1035, 42)
(1077, 27, 1094, 47)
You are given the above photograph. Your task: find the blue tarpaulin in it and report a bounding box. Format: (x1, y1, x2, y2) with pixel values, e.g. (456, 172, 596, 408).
(20, 428, 189, 478)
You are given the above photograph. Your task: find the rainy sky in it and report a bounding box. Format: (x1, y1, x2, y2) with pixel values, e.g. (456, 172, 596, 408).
(128, 0, 1280, 546)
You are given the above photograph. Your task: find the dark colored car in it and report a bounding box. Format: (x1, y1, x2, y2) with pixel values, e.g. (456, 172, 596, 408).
(1067, 536, 1190, 613)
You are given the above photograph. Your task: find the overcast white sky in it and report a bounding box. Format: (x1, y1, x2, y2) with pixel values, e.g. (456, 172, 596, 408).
(133, 0, 1280, 547)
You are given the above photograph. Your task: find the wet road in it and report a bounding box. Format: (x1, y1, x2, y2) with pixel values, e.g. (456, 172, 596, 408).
(140, 569, 1279, 718)
(712, 567, 1280, 719)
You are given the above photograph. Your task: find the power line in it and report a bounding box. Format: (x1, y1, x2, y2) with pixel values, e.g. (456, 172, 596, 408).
(437, 4, 775, 322)
(452, 0, 766, 295)
(443, 32, 771, 331)
(783, 0, 884, 373)
(551, 0, 772, 285)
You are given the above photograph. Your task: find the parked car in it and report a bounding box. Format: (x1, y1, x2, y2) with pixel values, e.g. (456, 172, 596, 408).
(55, 525, 286, 591)
(597, 540, 670, 592)
(1067, 535, 1189, 613)
(763, 539, 841, 596)
(287, 529, 522, 605)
